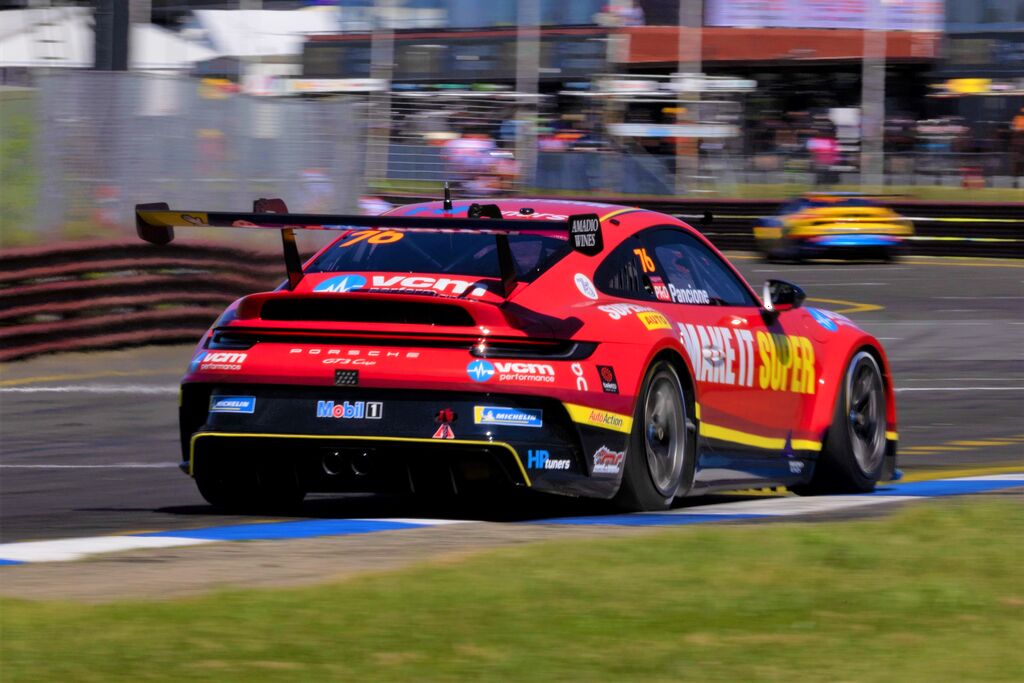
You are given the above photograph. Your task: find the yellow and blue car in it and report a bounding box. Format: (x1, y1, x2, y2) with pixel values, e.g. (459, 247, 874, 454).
(754, 193, 914, 262)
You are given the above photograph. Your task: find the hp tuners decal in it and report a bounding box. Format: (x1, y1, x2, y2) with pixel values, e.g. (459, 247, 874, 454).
(316, 400, 383, 419)
(474, 406, 543, 428)
(527, 449, 571, 471)
(209, 396, 256, 414)
(592, 446, 625, 474)
(314, 274, 367, 293)
(466, 360, 496, 382)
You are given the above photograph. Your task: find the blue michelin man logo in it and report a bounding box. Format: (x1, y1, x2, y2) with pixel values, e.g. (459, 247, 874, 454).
(314, 274, 367, 293)
(466, 360, 496, 382)
(807, 308, 838, 332)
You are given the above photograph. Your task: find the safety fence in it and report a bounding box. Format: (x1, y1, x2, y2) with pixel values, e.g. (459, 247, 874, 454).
(1, 199, 1020, 362)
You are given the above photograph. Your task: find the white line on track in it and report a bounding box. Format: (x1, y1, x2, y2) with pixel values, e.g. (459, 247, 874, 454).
(0, 463, 179, 469)
(0, 384, 177, 395)
(895, 387, 1024, 392)
(0, 536, 214, 563)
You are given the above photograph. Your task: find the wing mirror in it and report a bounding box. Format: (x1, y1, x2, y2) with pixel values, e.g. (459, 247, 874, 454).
(762, 279, 806, 317)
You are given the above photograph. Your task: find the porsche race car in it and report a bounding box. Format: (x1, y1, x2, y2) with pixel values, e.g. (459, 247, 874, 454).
(754, 192, 914, 262)
(136, 196, 899, 512)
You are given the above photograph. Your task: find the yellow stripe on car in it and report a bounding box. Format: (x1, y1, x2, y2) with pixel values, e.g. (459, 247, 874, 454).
(699, 422, 822, 452)
(188, 432, 531, 486)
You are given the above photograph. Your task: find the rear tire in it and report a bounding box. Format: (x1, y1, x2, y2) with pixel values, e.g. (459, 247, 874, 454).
(614, 362, 694, 511)
(795, 350, 887, 494)
(195, 456, 306, 512)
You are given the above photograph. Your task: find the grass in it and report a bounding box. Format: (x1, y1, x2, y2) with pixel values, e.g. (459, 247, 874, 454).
(2, 499, 1022, 682)
(0, 90, 38, 247)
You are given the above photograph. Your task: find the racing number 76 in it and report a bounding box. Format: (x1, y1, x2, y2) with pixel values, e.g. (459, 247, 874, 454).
(633, 247, 656, 273)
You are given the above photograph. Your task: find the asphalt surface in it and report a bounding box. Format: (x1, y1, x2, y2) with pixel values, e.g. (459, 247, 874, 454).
(1, 253, 1022, 544)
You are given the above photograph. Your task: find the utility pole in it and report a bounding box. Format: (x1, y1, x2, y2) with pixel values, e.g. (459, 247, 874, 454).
(94, 0, 129, 71)
(366, 0, 395, 185)
(860, 0, 887, 189)
(675, 0, 702, 196)
(515, 0, 540, 189)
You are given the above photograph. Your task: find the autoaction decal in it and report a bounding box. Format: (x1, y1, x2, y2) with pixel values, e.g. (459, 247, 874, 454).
(564, 403, 633, 433)
(316, 400, 383, 419)
(314, 273, 487, 297)
(473, 406, 543, 428)
(209, 396, 256, 414)
(636, 311, 671, 331)
(677, 323, 817, 394)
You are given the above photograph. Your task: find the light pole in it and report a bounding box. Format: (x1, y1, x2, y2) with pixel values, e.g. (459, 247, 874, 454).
(675, 0, 703, 196)
(860, 0, 887, 189)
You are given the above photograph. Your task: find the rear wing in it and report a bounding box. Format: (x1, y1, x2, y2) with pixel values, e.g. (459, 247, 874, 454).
(135, 199, 603, 295)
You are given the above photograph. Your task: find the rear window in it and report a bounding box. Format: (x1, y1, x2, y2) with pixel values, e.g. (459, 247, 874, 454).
(307, 230, 570, 283)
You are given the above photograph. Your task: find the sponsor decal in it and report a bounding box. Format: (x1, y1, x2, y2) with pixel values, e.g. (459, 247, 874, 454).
(650, 275, 671, 302)
(636, 311, 671, 331)
(597, 365, 619, 393)
(598, 303, 656, 321)
(209, 396, 256, 414)
(586, 409, 626, 431)
(668, 284, 711, 305)
(181, 213, 207, 226)
(467, 360, 555, 384)
(592, 446, 625, 474)
(574, 273, 599, 300)
(368, 274, 487, 297)
(314, 274, 367, 293)
(474, 406, 543, 428)
(677, 323, 816, 394)
(433, 408, 456, 439)
(568, 213, 603, 255)
(466, 359, 496, 382)
(316, 400, 383, 419)
(807, 308, 838, 332)
(198, 351, 247, 371)
(231, 219, 259, 227)
(527, 449, 571, 471)
(571, 362, 588, 391)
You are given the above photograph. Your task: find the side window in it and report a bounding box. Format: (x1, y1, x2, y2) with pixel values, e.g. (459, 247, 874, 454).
(593, 236, 656, 301)
(643, 228, 758, 307)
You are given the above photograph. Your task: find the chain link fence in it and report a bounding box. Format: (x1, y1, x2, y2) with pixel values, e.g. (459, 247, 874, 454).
(32, 71, 366, 241)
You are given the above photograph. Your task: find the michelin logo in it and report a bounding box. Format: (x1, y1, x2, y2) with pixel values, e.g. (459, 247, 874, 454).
(209, 396, 256, 414)
(473, 406, 543, 428)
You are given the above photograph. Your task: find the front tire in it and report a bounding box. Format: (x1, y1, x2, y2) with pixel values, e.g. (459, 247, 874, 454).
(614, 362, 694, 511)
(796, 350, 887, 494)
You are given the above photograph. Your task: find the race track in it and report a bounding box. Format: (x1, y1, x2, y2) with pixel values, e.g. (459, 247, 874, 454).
(1, 253, 1022, 597)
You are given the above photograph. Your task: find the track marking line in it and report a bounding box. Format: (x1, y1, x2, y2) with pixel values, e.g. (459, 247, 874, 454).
(0, 463, 180, 469)
(0, 368, 180, 388)
(807, 297, 883, 314)
(1, 473, 1021, 565)
(0, 384, 178, 395)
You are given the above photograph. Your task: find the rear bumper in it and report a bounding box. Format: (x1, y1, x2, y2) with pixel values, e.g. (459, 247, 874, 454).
(181, 383, 631, 499)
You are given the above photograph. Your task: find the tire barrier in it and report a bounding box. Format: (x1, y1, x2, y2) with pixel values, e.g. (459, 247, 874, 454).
(0, 241, 286, 362)
(1, 198, 1019, 362)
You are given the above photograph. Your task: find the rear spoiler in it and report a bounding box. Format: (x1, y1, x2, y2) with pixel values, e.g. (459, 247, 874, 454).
(135, 199, 603, 295)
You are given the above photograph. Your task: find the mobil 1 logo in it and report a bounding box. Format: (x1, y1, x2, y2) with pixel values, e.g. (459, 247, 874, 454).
(568, 213, 603, 256)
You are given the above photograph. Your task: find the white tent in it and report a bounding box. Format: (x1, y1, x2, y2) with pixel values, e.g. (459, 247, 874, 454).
(0, 7, 93, 68)
(0, 7, 218, 71)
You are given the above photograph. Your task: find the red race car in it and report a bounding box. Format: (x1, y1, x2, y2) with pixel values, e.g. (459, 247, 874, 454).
(136, 195, 898, 512)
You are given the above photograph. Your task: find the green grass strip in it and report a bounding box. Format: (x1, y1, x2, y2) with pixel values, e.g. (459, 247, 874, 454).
(2, 499, 1022, 682)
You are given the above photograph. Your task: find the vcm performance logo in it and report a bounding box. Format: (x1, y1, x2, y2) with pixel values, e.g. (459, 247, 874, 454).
(467, 360, 556, 383)
(316, 400, 383, 419)
(314, 274, 367, 293)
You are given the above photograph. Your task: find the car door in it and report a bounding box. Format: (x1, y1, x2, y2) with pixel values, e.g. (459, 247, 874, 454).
(639, 227, 809, 483)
